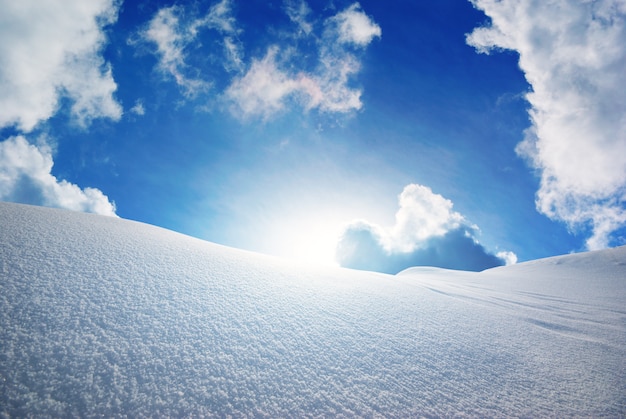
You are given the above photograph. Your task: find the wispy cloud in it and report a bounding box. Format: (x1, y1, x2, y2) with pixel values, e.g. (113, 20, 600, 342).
(137, 1, 379, 118)
(0, 136, 117, 216)
(467, 0, 626, 249)
(336, 184, 514, 273)
(0, 0, 122, 132)
(285, 0, 313, 36)
(205, 0, 244, 72)
(202, 0, 239, 34)
(139, 6, 211, 97)
(138, 0, 242, 97)
(223, 37, 244, 72)
(226, 2, 381, 119)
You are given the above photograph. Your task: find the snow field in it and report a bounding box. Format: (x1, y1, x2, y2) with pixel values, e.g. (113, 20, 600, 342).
(1, 202, 625, 416)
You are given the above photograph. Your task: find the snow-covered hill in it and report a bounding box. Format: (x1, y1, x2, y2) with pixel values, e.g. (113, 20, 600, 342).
(1, 202, 625, 417)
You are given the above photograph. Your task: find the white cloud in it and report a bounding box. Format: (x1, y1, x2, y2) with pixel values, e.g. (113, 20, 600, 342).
(226, 2, 380, 119)
(327, 3, 381, 47)
(225, 47, 300, 119)
(226, 47, 365, 118)
(0, 0, 122, 132)
(336, 184, 514, 272)
(130, 100, 145, 116)
(467, 0, 626, 249)
(0, 0, 122, 216)
(0, 136, 117, 216)
(311, 50, 363, 112)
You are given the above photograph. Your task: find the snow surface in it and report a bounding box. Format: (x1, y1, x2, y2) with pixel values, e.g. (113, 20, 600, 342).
(1, 202, 625, 417)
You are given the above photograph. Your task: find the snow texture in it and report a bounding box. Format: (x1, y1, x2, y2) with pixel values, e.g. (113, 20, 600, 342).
(1, 202, 625, 417)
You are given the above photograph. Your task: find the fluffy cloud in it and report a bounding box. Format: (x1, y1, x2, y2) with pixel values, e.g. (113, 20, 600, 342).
(391, 184, 465, 252)
(336, 184, 513, 273)
(225, 2, 380, 118)
(0, 0, 122, 132)
(0, 0, 121, 216)
(496, 250, 518, 266)
(328, 3, 382, 47)
(0, 137, 117, 216)
(130, 100, 145, 116)
(139, 0, 241, 96)
(467, 0, 626, 249)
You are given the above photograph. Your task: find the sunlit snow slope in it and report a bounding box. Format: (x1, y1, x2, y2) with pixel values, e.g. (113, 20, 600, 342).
(1, 202, 625, 417)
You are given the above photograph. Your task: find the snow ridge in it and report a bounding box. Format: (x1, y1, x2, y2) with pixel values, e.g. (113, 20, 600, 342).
(1, 202, 625, 416)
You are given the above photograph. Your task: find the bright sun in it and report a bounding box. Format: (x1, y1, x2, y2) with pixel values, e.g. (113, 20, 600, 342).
(273, 214, 345, 267)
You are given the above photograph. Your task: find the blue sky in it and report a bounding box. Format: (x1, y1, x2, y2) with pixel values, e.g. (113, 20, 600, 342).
(1, 0, 625, 271)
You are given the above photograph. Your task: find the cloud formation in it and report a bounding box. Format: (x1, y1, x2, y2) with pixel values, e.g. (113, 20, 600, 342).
(225, 2, 381, 118)
(138, 1, 380, 117)
(0, 0, 120, 216)
(139, 0, 241, 97)
(0, 0, 122, 132)
(467, 0, 626, 249)
(0, 137, 117, 216)
(336, 184, 513, 273)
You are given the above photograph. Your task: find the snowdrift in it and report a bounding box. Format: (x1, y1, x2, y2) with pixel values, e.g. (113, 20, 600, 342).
(1, 202, 624, 417)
